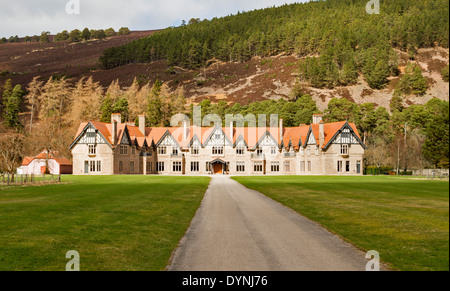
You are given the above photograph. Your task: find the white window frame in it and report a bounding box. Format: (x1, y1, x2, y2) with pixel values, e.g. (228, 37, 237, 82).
(88, 145, 97, 155)
(191, 146, 200, 155)
(341, 144, 349, 156)
(271, 147, 277, 155)
(271, 162, 280, 172)
(120, 145, 128, 155)
(236, 146, 246, 155)
(212, 146, 224, 156)
(173, 161, 182, 172)
(254, 161, 263, 172)
(157, 162, 165, 172)
(236, 161, 245, 172)
(158, 146, 167, 155)
(284, 161, 291, 172)
(191, 161, 200, 172)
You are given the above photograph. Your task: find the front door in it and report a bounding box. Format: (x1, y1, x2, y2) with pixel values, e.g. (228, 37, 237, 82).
(213, 163, 223, 175)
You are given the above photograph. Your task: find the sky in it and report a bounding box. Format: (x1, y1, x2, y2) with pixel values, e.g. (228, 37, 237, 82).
(0, 0, 306, 38)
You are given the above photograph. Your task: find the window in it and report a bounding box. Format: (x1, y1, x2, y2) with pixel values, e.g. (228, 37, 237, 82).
(341, 132, 351, 140)
(132, 146, 136, 155)
(88, 145, 97, 155)
(96, 161, 101, 172)
(338, 161, 343, 173)
(316, 146, 319, 155)
(271, 162, 280, 172)
(212, 146, 224, 155)
(236, 147, 245, 155)
(191, 162, 200, 172)
(90, 161, 96, 172)
(254, 161, 263, 172)
(357, 161, 361, 174)
(157, 162, 165, 172)
(341, 144, 349, 156)
(173, 161, 182, 172)
(214, 134, 221, 140)
(120, 145, 128, 155)
(308, 161, 312, 172)
(271, 147, 277, 155)
(346, 161, 350, 172)
(158, 146, 167, 155)
(173, 148, 179, 155)
(257, 148, 263, 155)
(307, 147, 311, 155)
(191, 146, 200, 155)
(130, 161, 135, 173)
(284, 161, 291, 172)
(300, 147, 305, 155)
(146, 162, 151, 173)
(119, 161, 123, 172)
(236, 162, 245, 172)
(300, 161, 305, 172)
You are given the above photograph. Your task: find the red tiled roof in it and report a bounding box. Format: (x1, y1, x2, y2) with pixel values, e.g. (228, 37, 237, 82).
(22, 150, 72, 166)
(73, 120, 363, 150)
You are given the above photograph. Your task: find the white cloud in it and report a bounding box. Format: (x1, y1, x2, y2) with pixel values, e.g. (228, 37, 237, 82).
(0, 0, 305, 38)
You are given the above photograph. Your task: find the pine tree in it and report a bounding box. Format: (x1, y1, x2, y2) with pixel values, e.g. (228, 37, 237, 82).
(147, 80, 162, 126)
(3, 85, 23, 129)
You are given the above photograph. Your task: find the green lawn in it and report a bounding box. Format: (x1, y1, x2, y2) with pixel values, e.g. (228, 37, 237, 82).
(233, 176, 449, 271)
(0, 176, 210, 271)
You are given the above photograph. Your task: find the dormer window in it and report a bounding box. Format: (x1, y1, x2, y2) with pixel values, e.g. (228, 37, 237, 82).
(191, 146, 200, 155)
(341, 144, 349, 156)
(271, 147, 277, 155)
(88, 145, 97, 155)
(158, 146, 167, 155)
(120, 145, 128, 155)
(236, 147, 245, 155)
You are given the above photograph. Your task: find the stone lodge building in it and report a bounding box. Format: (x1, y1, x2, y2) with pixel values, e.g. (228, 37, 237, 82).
(70, 114, 366, 176)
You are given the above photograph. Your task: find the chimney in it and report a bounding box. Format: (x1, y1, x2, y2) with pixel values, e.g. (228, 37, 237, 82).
(319, 121, 325, 148)
(112, 120, 118, 145)
(313, 114, 323, 125)
(230, 122, 234, 144)
(139, 114, 146, 136)
(183, 120, 188, 141)
(112, 113, 122, 124)
(279, 119, 283, 143)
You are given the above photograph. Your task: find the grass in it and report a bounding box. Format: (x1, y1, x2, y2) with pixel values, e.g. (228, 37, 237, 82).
(0, 175, 210, 271)
(232, 176, 449, 271)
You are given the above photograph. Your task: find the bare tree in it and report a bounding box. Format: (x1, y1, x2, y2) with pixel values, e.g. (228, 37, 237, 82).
(25, 76, 43, 134)
(0, 133, 25, 179)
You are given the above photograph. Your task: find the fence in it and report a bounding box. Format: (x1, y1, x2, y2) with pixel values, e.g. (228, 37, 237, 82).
(413, 169, 450, 180)
(0, 173, 62, 186)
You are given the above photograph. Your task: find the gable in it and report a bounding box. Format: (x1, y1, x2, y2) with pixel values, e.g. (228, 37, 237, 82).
(189, 135, 202, 148)
(158, 132, 181, 149)
(326, 123, 367, 149)
(235, 135, 248, 147)
(254, 132, 278, 149)
(307, 130, 317, 146)
(204, 127, 232, 147)
(121, 131, 131, 145)
(71, 123, 109, 148)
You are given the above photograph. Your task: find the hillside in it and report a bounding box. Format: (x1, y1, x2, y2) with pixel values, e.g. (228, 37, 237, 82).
(0, 30, 158, 88)
(0, 0, 448, 112)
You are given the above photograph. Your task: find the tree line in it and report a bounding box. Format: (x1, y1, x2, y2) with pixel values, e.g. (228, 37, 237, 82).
(0, 77, 448, 173)
(99, 0, 448, 91)
(0, 27, 130, 44)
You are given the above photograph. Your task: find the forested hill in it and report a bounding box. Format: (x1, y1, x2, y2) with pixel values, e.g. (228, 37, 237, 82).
(99, 0, 449, 90)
